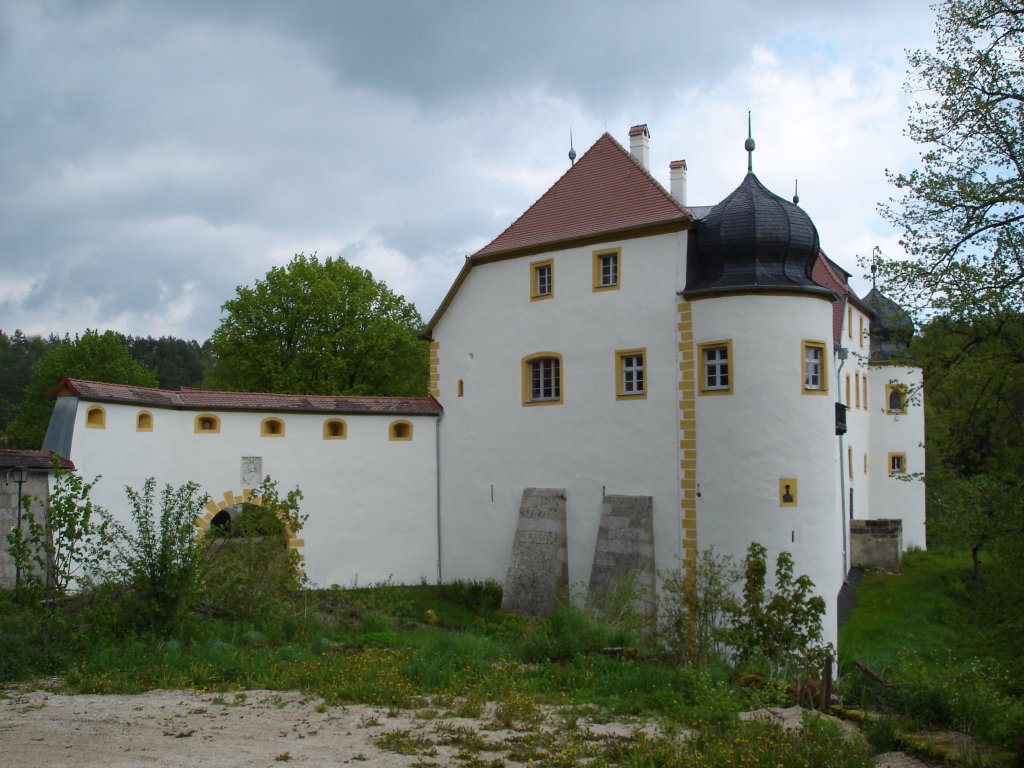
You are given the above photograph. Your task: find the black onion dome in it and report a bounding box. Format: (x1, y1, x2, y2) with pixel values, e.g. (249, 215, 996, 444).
(684, 173, 830, 298)
(863, 288, 914, 361)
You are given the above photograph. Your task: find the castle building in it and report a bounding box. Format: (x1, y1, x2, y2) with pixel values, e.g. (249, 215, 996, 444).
(35, 124, 924, 646)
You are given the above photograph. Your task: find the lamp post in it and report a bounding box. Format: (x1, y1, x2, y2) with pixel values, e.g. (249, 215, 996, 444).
(5, 465, 28, 594)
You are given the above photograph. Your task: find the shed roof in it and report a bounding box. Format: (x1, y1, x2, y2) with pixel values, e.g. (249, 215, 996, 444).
(0, 449, 75, 471)
(48, 378, 443, 417)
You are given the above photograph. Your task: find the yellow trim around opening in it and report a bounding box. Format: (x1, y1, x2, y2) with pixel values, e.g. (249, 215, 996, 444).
(697, 340, 733, 396)
(530, 258, 554, 301)
(885, 383, 908, 414)
(888, 451, 908, 475)
(389, 419, 413, 441)
(194, 413, 221, 434)
(522, 352, 564, 406)
(615, 347, 647, 400)
(779, 477, 798, 507)
(85, 405, 106, 429)
(592, 247, 621, 292)
(801, 340, 829, 395)
(136, 410, 153, 432)
(260, 417, 285, 437)
(323, 419, 347, 439)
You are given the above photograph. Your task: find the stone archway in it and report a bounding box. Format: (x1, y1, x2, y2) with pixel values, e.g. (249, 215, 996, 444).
(193, 489, 305, 570)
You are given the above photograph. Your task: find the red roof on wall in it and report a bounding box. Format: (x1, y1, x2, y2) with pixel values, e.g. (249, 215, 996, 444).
(48, 378, 443, 416)
(474, 133, 691, 258)
(0, 449, 75, 471)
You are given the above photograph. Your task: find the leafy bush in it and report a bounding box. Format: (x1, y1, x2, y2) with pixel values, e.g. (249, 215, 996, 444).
(658, 547, 739, 667)
(520, 602, 625, 663)
(99, 478, 207, 633)
(199, 478, 306, 620)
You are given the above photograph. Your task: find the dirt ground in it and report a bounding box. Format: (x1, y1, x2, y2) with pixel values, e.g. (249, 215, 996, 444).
(0, 686, 932, 767)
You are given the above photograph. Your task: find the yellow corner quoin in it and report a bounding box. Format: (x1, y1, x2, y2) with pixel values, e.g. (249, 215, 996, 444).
(428, 341, 440, 398)
(677, 301, 698, 569)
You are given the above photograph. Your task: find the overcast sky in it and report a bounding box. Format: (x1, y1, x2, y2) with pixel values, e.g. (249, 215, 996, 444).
(1, 0, 937, 342)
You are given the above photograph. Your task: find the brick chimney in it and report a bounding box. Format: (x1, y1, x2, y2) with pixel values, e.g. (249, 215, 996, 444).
(669, 159, 687, 205)
(629, 124, 650, 171)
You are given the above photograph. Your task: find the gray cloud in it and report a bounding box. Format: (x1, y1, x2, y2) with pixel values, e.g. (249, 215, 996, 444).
(0, 0, 935, 340)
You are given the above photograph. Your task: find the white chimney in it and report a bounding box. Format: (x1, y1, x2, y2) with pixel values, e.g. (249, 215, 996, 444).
(669, 159, 687, 205)
(629, 124, 650, 171)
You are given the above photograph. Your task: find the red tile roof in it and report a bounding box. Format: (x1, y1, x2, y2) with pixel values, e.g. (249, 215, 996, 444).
(49, 378, 443, 416)
(812, 252, 849, 344)
(0, 449, 75, 471)
(473, 132, 690, 258)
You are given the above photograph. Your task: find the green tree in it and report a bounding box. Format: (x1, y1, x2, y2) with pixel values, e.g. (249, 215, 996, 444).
(878, 0, 1024, 318)
(206, 253, 428, 396)
(0, 330, 49, 433)
(4, 330, 158, 449)
(124, 335, 206, 390)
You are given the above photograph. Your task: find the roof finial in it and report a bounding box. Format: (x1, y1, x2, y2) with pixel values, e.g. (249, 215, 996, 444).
(792, 179, 800, 205)
(568, 128, 576, 166)
(744, 110, 756, 173)
(871, 245, 880, 289)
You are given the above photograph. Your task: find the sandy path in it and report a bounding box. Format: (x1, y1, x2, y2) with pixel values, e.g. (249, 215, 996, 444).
(0, 688, 489, 767)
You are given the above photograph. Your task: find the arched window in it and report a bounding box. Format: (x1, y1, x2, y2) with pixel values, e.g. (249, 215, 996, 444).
(323, 419, 347, 440)
(389, 420, 413, 441)
(522, 352, 563, 406)
(136, 411, 153, 432)
(195, 413, 221, 434)
(260, 417, 285, 437)
(86, 406, 106, 429)
(886, 385, 907, 414)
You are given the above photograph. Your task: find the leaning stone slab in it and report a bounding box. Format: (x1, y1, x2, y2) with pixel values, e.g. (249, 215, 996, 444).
(587, 494, 655, 619)
(502, 488, 568, 617)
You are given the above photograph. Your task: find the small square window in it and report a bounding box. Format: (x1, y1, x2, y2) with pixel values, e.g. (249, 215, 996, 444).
(593, 248, 621, 291)
(616, 348, 646, 399)
(531, 259, 553, 300)
(698, 341, 733, 395)
(889, 452, 907, 475)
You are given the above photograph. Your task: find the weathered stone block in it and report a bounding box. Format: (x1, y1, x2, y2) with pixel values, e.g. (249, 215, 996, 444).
(850, 519, 902, 573)
(587, 494, 655, 618)
(501, 488, 568, 617)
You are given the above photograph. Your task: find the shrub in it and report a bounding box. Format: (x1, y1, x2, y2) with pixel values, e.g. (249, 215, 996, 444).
(100, 478, 208, 633)
(198, 478, 306, 620)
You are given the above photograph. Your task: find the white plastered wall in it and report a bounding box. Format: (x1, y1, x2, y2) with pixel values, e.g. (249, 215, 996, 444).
(434, 231, 688, 589)
(868, 365, 926, 549)
(63, 401, 440, 588)
(691, 293, 845, 648)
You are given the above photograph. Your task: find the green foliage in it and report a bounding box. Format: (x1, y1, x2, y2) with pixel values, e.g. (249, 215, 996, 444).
(729, 543, 831, 677)
(99, 478, 208, 633)
(0, 330, 48, 433)
(123, 335, 207, 390)
(206, 253, 428, 396)
(519, 602, 627, 663)
(878, 0, 1024, 318)
(658, 548, 740, 668)
(200, 478, 307, 620)
(4, 329, 158, 449)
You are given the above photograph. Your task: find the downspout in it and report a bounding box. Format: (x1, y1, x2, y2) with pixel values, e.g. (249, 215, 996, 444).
(435, 411, 443, 585)
(837, 348, 849, 579)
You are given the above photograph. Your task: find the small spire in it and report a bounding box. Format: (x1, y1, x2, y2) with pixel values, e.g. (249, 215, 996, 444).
(744, 110, 756, 173)
(792, 180, 800, 205)
(871, 246, 880, 289)
(568, 128, 576, 166)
